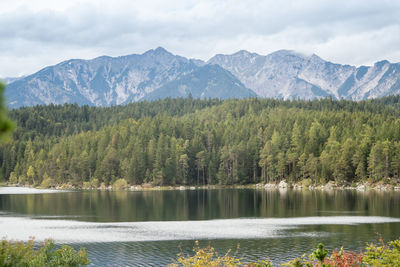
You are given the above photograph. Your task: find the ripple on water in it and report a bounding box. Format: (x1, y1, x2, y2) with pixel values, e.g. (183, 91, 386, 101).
(1, 216, 399, 243)
(0, 187, 68, 194)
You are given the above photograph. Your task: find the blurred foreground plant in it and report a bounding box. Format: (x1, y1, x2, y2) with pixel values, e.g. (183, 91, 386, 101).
(0, 82, 14, 141)
(170, 238, 400, 267)
(168, 240, 272, 267)
(282, 238, 400, 267)
(363, 237, 400, 266)
(0, 238, 90, 266)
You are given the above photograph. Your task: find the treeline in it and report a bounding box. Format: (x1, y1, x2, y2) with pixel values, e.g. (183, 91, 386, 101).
(1, 96, 400, 186)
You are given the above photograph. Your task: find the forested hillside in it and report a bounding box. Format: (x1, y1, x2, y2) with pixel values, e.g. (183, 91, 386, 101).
(2, 96, 400, 187)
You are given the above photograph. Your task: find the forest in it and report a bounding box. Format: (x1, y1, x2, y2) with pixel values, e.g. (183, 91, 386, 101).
(1, 96, 400, 187)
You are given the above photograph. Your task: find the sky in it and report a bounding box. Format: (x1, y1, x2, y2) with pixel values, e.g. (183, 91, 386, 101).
(0, 0, 399, 77)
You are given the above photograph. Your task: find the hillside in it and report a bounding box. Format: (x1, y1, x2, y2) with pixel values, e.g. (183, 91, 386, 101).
(1, 97, 400, 186)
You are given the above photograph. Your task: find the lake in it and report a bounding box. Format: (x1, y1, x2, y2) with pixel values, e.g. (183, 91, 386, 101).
(0, 188, 399, 266)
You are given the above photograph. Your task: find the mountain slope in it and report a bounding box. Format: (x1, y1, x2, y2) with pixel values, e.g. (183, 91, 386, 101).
(5, 48, 204, 108)
(144, 64, 256, 101)
(208, 50, 400, 100)
(5, 48, 400, 108)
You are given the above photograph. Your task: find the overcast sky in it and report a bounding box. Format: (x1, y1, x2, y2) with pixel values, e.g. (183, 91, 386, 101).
(1, 0, 399, 77)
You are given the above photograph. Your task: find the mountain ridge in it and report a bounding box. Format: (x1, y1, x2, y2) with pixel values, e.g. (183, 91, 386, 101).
(208, 49, 400, 100)
(4, 47, 400, 108)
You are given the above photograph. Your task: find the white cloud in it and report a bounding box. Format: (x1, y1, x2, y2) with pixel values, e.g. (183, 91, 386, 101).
(0, 0, 399, 77)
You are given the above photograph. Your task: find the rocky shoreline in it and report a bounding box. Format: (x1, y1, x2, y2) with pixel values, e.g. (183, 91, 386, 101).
(259, 179, 400, 191)
(3, 179, 400, 192)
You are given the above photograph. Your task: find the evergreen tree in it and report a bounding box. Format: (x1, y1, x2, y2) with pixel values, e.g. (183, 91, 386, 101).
(2, 96, 400, 186)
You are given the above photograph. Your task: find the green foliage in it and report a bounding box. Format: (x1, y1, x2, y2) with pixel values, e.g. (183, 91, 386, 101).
(113, 178, 128, 190)
(363, 238, 400, 266)
(312, 243, 329, 266)
(26, 165, 36, 185)
(0, 238, 89, 266)
(170, 239, 399, 266)
(82, 181, 91, 189)
(8, 172, 17, 184)
(90, 178, 99, 188)
(18, 175, 27, 185)
(281, 255, 310, 267)
(0, 82, 14, 142)
(168, 240, 272, 267)
(300, 178, 312, 187)
(281, 243, 331, 267)
(40, 173, 55, 188)
(281, 238, 400, 267)
(2, 97, 400, 186)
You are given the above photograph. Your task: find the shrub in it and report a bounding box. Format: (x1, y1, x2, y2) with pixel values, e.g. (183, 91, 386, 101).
(168, 240, 272, 267)
(82, 182, 91, 189)
(0, 238, 89, 266)
(8, 172, 17, 184)
(329, 247, 363, 267)
(283, 239, 400, 266)
(173, 239, 400, 267)
(100, 182, 107, 189)
(363, 238, 400, 266)
(113, 178, 128, 190)
(313, 243, 328, 265)
(300, 178, 312, 187)
(18, 175, 27, 185)
(90, 178, 99, 188)
(40, 173, 55, 188)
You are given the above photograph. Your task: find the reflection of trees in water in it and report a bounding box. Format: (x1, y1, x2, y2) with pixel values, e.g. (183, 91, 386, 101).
(1, 189, 400, 222)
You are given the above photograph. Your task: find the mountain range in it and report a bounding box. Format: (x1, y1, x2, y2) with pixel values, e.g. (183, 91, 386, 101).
(4, 47, 400, 108)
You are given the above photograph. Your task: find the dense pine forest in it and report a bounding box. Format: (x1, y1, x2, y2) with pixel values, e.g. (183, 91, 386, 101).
(1, 96, 400, 187)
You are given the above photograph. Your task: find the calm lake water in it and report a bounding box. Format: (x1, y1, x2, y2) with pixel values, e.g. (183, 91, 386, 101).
(1, 188, 400, 266)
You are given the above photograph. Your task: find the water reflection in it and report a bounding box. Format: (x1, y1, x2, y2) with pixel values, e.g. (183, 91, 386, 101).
(1, 189, 400, 266)
(1, 189, 399, 222)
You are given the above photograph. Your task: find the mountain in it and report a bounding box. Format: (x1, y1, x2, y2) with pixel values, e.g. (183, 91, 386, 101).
(1, 76, 24, 84)
(144, 64, 256, 101)
(6, 47, 204, 108)
(5, 48, 255, 108)
(208, 50, 400, 100)
(5, 48, 400, 108)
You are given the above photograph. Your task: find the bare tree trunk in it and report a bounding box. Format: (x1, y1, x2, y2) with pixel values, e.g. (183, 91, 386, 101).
(203, 166, 205, 185)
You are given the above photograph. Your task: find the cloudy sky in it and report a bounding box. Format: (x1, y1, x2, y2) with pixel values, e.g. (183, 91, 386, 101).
(1, 0, 399, 77)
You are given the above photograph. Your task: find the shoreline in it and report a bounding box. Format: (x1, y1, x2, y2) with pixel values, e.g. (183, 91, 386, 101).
(2, 180, 400, 192)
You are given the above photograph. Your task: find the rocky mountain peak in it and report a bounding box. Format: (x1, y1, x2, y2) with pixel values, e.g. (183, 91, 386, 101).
(4, 48, 400, 108)
(233, 50, 260, 57)
(144, 46, 172, 57)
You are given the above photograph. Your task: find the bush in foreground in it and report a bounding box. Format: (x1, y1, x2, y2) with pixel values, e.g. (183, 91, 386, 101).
(170, 238, 400, 266)
(363, 238, 400, 266)
(167, 241, 272, 267)
(0, 238, 90, 267)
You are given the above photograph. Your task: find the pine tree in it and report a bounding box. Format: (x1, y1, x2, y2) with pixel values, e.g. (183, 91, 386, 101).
(368, 141, 385, 180)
